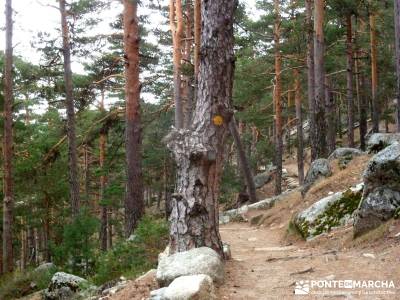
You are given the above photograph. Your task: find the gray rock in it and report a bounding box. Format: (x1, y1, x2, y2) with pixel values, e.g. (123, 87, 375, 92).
(354, 143, 400, 236)
(328, 148, 364, 161)
(44, 272, 87, 300)
(253, 165, 276, 189)
(156, 247, 224, 287)
(294, 184, 363, 239)
(367, 133, 400, 152)
(164, 275, 216, 300)
(301, 159, 332, 196)
(362, 143, 400, 194)
(149, 288, 167, 300)
(354, 188, 400, 237)
(34, 262, 56, 274)
(254, 171, 273, 189)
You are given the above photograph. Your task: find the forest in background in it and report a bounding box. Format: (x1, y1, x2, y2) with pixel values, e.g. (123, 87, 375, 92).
(1, 0, 400, 298)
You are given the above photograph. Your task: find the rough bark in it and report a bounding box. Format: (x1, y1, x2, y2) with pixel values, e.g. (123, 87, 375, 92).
(294, 69, 304, 185)
(123, 0, 144, 237)
(305, 0, 316, 161)
(370, 13, 379, 133)
(165, 0, 236, 257)
(229, 117, 257, 204)
(60, 0, 80, 217)
(274, 0, 283, 195)
(3, 0, 14, 274)
(346, 14, 355, 147)
(313, 0, 328, 158)
(395, 0, 400, 132)
(170, 0, 184, 129)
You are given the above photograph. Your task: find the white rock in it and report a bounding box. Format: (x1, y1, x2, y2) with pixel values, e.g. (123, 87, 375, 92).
(164, 275, 216, 300)
(156, 247, 224, 287)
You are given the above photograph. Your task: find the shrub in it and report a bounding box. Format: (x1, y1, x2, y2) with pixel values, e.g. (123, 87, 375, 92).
(92, 216, 168, 285)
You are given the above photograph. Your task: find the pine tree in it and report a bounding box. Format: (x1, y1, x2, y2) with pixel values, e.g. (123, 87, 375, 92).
(123, 0, 144, 237)
(3, 0, 14, 274)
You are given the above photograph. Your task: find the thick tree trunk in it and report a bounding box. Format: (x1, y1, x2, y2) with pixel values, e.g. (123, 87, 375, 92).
(313, 0, 328, 158)
(60, 0, 80, 217)
(305, 0, 316, 161)
(370, 14, 379, 133)
(229, 117, 257, 204)
(170, 0, 184, 129)
(346, 14, 355, 147)
(274, 0, 283, 195)
(294, 69, 304, 185)
(123, 0, 144, 237)
(165, 0, 236, 256)
(395, 0, 400, 132)
(3, 0, 14, 274)
(99, 91, 108, 251)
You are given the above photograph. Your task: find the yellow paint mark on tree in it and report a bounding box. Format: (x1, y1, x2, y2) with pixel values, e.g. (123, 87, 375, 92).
(213, 115, 224, 126)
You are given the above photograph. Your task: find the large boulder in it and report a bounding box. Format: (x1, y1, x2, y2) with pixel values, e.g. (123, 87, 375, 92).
(156, 247, 224, 287)
(294, 184, 363, 239)
(354, 143, 400, 236)
(328, 147, 364, 161)
(163, 275, 216, 300)
(301, 159, 332, 196)
(367, 133, 400, 153)
(34, 262, 56, 274)
(44, 272, 87, 300)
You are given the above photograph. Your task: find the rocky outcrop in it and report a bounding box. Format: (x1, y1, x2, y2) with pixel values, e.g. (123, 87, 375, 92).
(328, 148, 364, 161)
(34, 262, 56, 274)
(253, 165, 277, 189)
(366, 133, 400, 153)
(156, 247, 224, 287)
(219, 189, 300, 225)
(44, 272, 88, 300)
(294, 184, 363, 239)
(354, 143, 400, 236)
(301, 159, 332, 196)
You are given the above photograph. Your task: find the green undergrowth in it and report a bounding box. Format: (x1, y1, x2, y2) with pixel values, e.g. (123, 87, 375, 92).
(91, 216, 169, 285)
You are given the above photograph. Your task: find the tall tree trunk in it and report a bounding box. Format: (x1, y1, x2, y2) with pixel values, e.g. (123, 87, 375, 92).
(370, 13, 379, 133)
(99, 90, 108, 251)
(182, 0, 193, 128)
(294, 69, 304, 185)
(346, 14, 355, 147)
(123, 0, 144, 237)
(229, 117, 257, 204)
(274, 0, 283, 195)
(305, 0, 316, 161)
(313, 0, 328, 158)
(60, 0, 80, 217)
(325, 78, 336, 154)
(395, 0, 400, 132)
(3, 0, 14, 274)
(165, 0, 236, 256)
(170, 0, 184, 129)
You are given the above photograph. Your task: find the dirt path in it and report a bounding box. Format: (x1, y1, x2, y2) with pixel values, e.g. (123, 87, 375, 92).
(217, 221, 400, 300)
